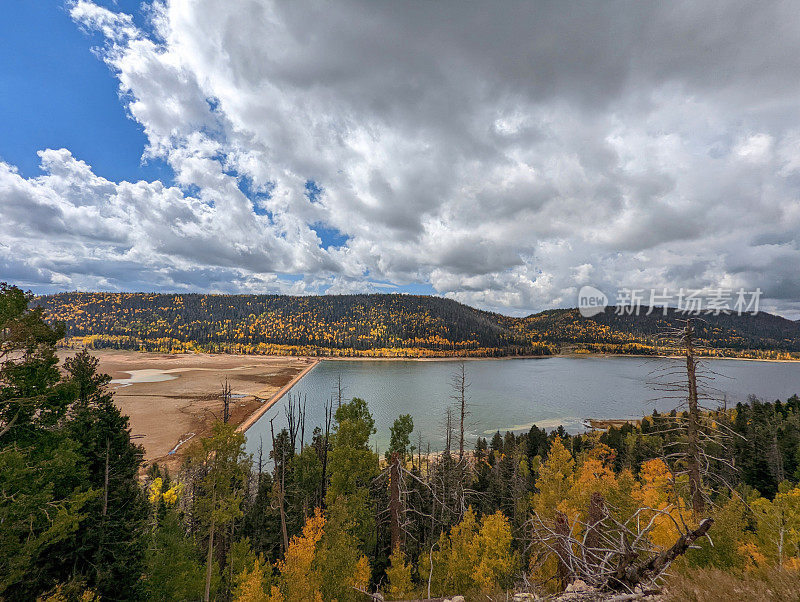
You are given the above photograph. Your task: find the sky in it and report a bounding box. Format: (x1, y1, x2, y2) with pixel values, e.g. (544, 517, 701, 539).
(1, 1, 800, 317)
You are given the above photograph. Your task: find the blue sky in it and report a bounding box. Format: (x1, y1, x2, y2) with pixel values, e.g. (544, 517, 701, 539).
(1, 1, 799, 316)
(0, 1, 169, 182)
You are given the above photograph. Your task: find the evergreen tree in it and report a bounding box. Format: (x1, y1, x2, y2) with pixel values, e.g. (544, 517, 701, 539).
(326, 398, 379, 549)
(63, 350, 149, 600)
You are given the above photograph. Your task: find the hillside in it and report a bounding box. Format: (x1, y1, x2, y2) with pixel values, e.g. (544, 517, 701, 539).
(34, 292, 800, 358)
(506, 307, 800, 358)
(35, 292, 546, 357)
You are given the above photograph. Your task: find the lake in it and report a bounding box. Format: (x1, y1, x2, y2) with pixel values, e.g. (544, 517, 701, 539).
(244, 356, 800, 457)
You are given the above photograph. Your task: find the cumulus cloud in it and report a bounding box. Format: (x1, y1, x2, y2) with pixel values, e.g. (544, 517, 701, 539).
(2, 0, 800, 316)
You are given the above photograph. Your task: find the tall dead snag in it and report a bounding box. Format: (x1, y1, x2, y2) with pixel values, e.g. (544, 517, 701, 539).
(221, 378, 232, 424)
(389, 451, 404, 552)
(584, 492, 606, 568)
(335, 373, 345, 408)
(269, 416, 289, 553)
(285, 393, 303, 455)
(450, 362, 470, 462)
(648, 317, 741, 513)
(319, 399, 333, 506)
(682, 320, 704, 514)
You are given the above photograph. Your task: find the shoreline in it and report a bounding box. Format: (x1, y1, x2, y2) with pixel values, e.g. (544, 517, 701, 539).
(236, 359, 320, 433)
(319, 352, 800, 364)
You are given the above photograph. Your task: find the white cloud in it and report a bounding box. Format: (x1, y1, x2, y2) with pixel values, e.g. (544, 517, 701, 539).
(1, 0, 800, 317)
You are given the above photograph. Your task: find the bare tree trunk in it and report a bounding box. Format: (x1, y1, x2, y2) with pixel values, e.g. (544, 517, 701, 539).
(278, 468, 288, 553)
(684, 321, 705, 514)
(320, 400, 332, 506)
(270, 417, 290, 553)
(300, 395, 306, 450)
(389, 452, 403, 552)
(444, 406, 453, 457)
(102, 438, 110, 517)
(204, 490, 216, 602)
(609, 518, 713, 590)
(451, 363, 469, 461)
(584, 492, 605, 568)
(417, 432, 423, 473)
(555, 511, 571, 588)
(221, 378, 231, 424)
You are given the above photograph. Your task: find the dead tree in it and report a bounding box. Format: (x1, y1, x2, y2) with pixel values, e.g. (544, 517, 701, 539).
(221, 378, 232, 424)
(335, 373, 345, 408)
(444, 406, 454, 458)
(450, 362, 471, 461)
(682, 321, 704, 513)
(647, 318, 742, 514)
(389, 451, 404, 551)
(285, 394, 302, 455)
(319, 398, 333, 506)
(529, 500, 714, 592)
(584, 491, 605, 567)
(269, 415, 289, 553)
(554, 511, 571, 587)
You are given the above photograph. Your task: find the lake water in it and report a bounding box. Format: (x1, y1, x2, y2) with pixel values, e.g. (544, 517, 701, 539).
(244, 357, 800, 457)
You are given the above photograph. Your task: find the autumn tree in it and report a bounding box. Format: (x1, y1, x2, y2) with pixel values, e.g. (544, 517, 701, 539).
(428, 507, 515, 597)
(385, 546, 415, 600)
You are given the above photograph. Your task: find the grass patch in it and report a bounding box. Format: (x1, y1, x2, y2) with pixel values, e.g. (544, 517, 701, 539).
(665, 568, 800, 601)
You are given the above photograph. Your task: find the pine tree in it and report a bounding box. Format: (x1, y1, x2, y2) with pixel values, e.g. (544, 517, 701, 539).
(186, 422, 250, 601)
(63, 350, 149, 600)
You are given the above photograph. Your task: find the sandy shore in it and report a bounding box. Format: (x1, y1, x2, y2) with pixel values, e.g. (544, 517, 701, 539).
(59, 349, 311, 469)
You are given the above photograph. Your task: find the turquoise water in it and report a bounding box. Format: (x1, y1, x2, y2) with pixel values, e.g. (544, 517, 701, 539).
(244, 356, 800, 457)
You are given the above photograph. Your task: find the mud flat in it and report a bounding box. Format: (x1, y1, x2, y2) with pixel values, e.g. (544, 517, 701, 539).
(58, 349, 312, 470)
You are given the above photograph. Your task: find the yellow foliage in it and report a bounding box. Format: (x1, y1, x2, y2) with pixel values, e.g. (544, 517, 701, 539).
(233, 559, 283, 602)
(474, 511, 515, 592)
(751, 483, 800, 566)
(739, 542, 769, 571)
(636, 459, 672, 508)
(148, 477, 162, 504)
(161, 483, 182, 506)
(277, 509, 325, 602)
(37, 586, 98, 602)
(633, 458, 682, 549)
(532, 437, 575, 519)
(351, 554, 371, 593)
(385, 547, 415, 600)
(429, 508, 515, 596)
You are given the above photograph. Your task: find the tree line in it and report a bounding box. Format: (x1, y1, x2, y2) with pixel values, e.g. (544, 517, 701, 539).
(34, 292, 800, 359)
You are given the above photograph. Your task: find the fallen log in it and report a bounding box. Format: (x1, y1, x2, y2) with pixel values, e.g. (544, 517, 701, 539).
(608, 518, 714, 591)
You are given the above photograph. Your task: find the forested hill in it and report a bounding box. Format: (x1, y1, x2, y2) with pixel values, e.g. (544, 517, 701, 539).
(505, 307, 800, 358)
(34, 292, 800, 358)
(35, 292, 542, 357)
